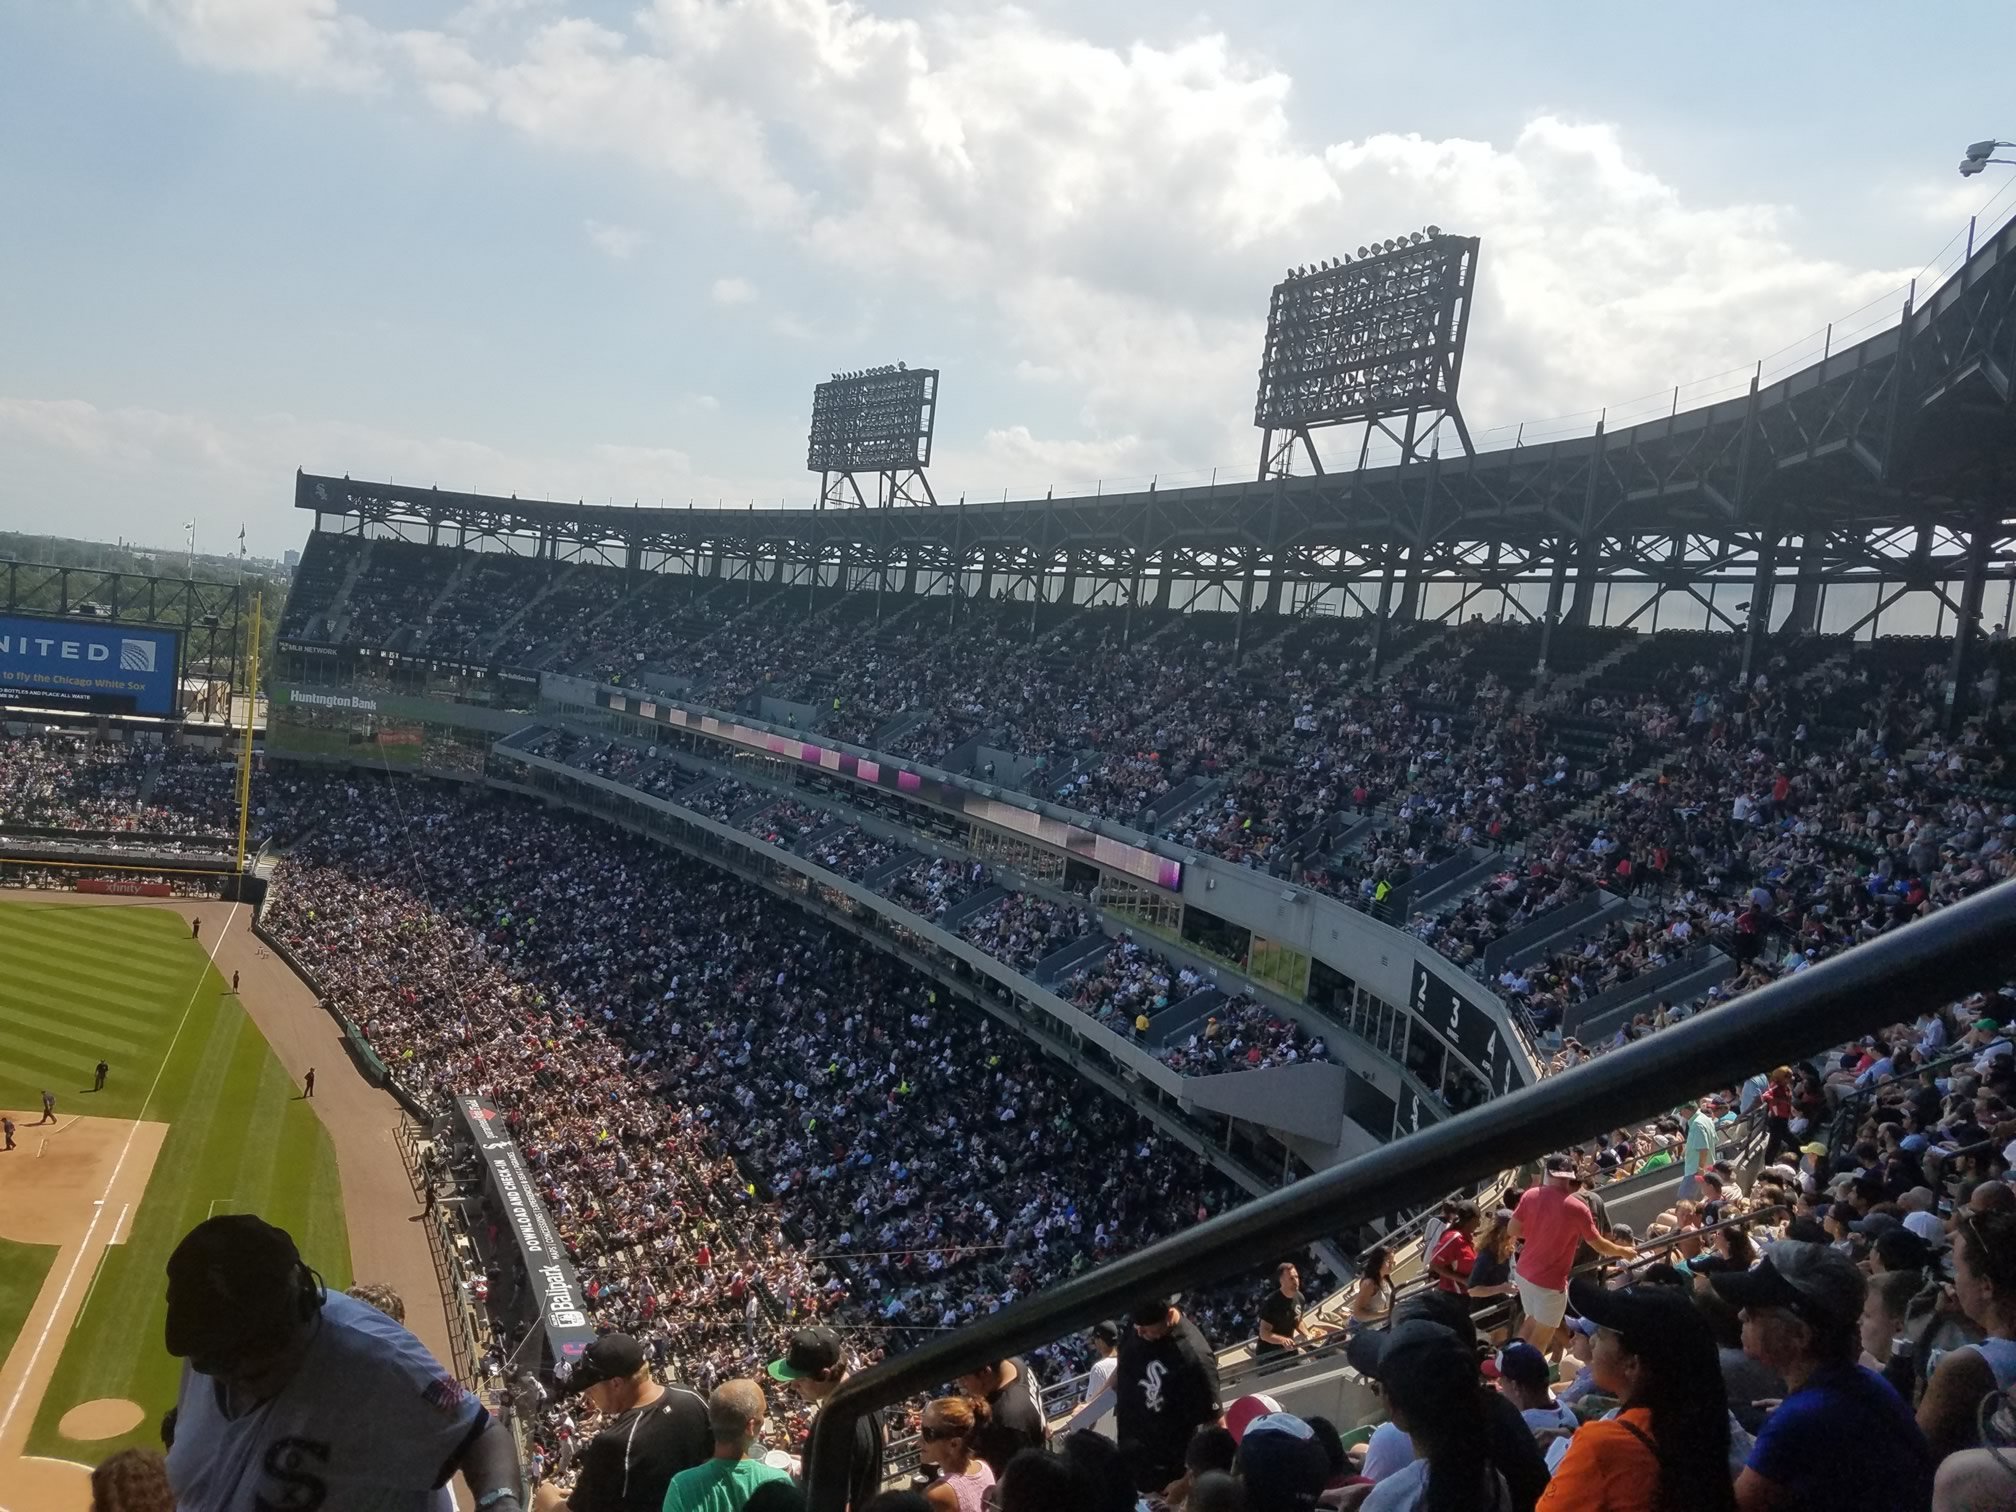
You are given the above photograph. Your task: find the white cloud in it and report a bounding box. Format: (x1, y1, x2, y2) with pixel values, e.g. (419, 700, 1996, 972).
(710, 275, 758, 305)
(128, 0, 1929, 489)
(0, 396, 778, 557)
(585, 219, 648, 259)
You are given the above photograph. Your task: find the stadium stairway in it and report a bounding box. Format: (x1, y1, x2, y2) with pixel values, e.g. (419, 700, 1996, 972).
(871, 708, 939, 751)
(408, 550, 481, 653)
(476, 563, 575, 663)
(1139, 774, 1220, 834)
(322, 537, 372, 643)
(1520, 632, 1641, 712)
(1477, 889, 1630, 979)
(1373, 621, 1449, 682)
(531, 571, 643, 670)
(1408, 850, 1499, 915)
(1559, 945, 1735, 1043)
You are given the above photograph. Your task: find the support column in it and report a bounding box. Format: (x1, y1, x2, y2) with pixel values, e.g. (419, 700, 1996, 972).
(1393, 543, 1424, 622)
(1370, 547, 1398, 675)
(1536, 546, 1569, 675)
(1784, 537, 1825, 633)
(1945, 520, 1994, 731)
(1155, 553, 1177, 611)
(1738, 530, 1781, 689)
(1234, 551, 1256, 665)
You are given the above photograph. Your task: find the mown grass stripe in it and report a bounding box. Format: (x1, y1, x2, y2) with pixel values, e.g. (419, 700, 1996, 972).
(0, 986, 172, 1042)
(9, 903, 349, 1463)
(0, 1002, 151, 1060)
(1, 973, 181, 1025)
(0, 940, 195, 997)
(0, 1037, 96, 1085)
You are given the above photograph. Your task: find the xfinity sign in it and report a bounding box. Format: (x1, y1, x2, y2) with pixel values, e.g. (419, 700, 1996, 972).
(0, 612, 180, 716)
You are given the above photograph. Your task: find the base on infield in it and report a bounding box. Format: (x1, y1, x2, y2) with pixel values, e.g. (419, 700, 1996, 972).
(0, 1113, 168, 1512)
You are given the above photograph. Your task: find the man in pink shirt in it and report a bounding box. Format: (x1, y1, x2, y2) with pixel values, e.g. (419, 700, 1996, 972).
(1508, 1155, 1637, 1356)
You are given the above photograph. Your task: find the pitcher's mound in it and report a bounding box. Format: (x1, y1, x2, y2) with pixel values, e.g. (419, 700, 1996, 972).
(58, 1398, 144, 1440)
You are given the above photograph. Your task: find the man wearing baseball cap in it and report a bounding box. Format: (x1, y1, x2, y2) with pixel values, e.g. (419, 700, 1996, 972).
(1508, 1155, 1636, 1357)
(768, 1326, 884, 1509)
(533, 1333, 709, 1512)
(162, 1214, 523, 1512)
(1712, 1240, 1933, 1510)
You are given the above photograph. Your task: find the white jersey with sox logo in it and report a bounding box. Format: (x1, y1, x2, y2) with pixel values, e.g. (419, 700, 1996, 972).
(167, 1290, 486, 1512)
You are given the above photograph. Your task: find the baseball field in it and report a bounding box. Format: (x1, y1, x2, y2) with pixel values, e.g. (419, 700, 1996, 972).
(0, 898, 351, 1505)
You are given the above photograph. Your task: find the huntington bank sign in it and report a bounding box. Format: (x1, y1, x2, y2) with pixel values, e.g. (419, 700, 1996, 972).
(0, 613, 180, 717)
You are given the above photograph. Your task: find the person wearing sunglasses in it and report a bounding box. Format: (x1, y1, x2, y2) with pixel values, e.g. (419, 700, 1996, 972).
(915, 1397, 996, 1512)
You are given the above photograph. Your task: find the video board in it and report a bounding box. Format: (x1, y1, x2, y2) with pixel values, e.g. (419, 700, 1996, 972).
(0, 612, 180, 717)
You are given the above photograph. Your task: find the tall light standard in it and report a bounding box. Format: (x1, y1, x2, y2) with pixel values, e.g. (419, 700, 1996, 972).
(1960, 139, 2016, 176)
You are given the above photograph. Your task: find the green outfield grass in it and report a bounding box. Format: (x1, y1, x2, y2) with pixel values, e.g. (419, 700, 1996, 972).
(0, 900, 350, 1462)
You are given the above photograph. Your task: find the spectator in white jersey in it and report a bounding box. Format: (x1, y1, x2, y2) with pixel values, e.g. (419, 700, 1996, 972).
(1062, 1321, 1123, 1437)
(161, 1214, 522, 1512)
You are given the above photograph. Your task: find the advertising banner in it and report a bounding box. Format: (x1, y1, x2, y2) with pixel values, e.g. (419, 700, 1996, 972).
(453, 1094, 598, 1373)
(601, 688, 1184, 891)
(0, 613, 180, 716)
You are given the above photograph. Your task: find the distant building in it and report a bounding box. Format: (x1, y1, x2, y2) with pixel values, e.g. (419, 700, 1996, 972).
(283, 549, 300, 569)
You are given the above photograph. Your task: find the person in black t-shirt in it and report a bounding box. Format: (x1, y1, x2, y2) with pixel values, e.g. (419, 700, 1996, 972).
(769, 1325, 887, 1510)
(954, 1357, 1048, 1477)
(1112, 1296, 1222, 1495)
(537, 1333, 710, 1512)
(1254, 1261, 1329, 1358)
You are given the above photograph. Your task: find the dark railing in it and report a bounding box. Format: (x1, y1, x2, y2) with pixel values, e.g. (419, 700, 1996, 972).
(803, 880, 2016, 1509)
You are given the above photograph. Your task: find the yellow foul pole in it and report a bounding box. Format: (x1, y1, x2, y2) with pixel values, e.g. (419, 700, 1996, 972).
(235, 592, 261, 871)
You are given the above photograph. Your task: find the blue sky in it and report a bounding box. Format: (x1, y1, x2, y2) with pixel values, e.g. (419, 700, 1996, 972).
(4, 1, 2014, 557)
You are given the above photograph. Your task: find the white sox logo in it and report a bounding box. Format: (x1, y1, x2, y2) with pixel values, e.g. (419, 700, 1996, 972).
(254, 1436, 330, 1511)
(1140, 1360, 1168, 1413)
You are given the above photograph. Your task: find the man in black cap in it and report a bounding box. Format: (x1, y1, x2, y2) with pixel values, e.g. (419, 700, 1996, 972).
(1112, 1296, 1222, 1495)
(768, 1325, 885, 1510)
(1711, 1240, 1933, 1512)
(161, 1213, 524, 1512)
(532, 1333, 709, 1512)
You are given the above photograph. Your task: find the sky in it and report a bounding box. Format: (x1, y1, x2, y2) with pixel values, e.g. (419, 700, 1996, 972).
(4, 1, 2015, 559)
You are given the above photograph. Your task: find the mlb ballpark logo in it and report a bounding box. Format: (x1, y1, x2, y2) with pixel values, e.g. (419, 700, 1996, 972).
(551, 1308, 587, 1327)
(119, 639, 156, 672)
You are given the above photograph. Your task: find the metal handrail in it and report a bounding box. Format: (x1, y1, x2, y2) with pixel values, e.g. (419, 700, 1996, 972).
(802, 881, 2016, 1509)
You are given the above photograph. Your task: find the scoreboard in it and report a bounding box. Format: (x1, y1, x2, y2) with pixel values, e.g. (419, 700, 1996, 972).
(1411, 961, 1523, 1097)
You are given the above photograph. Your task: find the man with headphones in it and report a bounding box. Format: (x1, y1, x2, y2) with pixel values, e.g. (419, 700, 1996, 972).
(162, 1214, 524, 1512)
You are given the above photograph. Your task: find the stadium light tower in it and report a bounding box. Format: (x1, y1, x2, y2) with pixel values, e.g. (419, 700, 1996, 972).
(1253, 227, 1479, 478)
(1961, 139, 2016, 175)
(806, 364, 940, 508)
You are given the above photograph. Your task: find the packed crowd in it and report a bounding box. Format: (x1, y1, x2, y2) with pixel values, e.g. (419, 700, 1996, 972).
(1282, 980, 2016, 1512)
(1435, 641, 2016, 1061)
(279, 537, 2016, 1045)
(0, 732, 236, 839)
(518, 726, 1334, 1081)
(254, 772, 1322, 1485)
